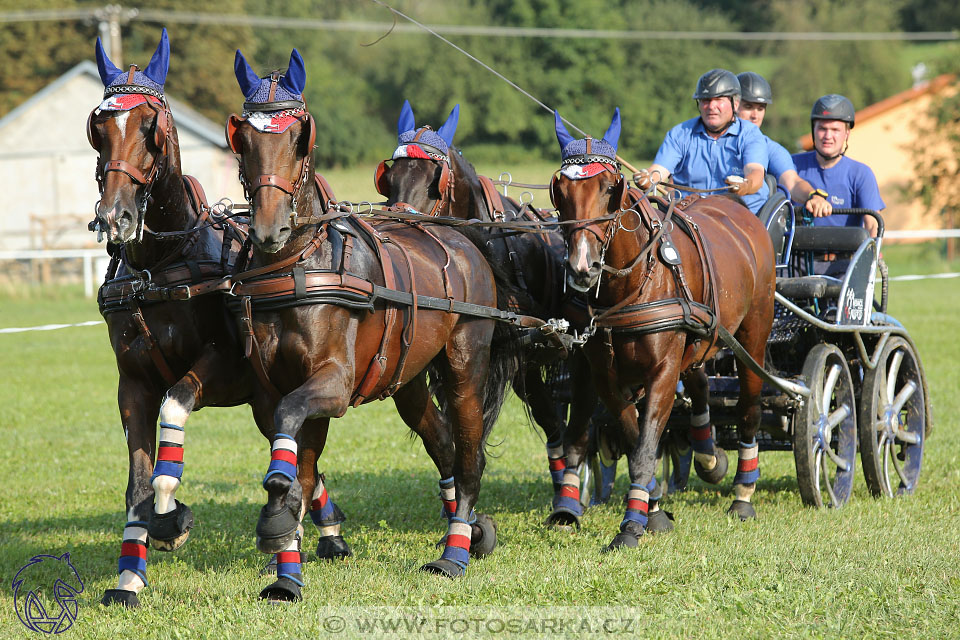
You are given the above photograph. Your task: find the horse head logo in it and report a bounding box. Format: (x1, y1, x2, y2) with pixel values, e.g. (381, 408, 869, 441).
(12, 553, 84, 634)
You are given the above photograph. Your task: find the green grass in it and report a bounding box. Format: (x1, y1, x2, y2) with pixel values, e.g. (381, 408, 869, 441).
(0, 262, 958, 638)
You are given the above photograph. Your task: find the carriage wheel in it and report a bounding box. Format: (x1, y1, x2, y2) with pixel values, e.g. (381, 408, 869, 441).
(857, 337, 925, 497)
(794, 344, 857, 508)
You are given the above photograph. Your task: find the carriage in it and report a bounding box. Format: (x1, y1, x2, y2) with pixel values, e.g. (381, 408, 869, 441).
(587, 187, 931, 510)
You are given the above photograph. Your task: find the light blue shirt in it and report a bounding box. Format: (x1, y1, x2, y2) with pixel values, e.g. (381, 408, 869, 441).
(765, 136, 796, 182)
(654, 117, 769, 212)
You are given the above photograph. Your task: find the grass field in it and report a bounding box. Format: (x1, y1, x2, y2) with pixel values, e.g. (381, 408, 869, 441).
(1, 249, 959, 638)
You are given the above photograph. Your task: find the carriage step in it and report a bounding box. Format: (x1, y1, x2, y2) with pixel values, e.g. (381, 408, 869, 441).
(775, 276, 841, 300)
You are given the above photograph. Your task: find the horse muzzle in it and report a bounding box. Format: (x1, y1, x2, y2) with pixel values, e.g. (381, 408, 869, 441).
(566, 264, 601, 293)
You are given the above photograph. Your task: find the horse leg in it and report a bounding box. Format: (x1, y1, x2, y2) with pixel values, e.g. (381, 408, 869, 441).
(300, 419, 351, 561)
(257, 361, 352, 557)
(101, 378, 160, 608)
(606, 370, 678, 551)
(684, 368, 729, 485)
(519, 367, 567, 493)
(545, 356, 594, 528)
(421, 324, 494, 578)
(729, 331, 766, 521)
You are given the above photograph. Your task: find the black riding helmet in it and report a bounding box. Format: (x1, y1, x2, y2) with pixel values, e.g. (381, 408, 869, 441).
(811, 94, 855, 128)
(737, 72, 772, 105)
(692, 69, 741, 100)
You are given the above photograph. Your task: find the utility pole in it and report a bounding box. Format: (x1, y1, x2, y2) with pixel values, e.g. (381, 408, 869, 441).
(94, 5, 138, 67)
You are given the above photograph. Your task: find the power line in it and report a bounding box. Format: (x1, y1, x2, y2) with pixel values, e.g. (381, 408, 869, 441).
(1, 7, 956, 41)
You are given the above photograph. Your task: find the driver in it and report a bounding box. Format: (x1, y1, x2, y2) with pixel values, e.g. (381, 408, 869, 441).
(640, 69, 769, 213)
(736, 72, 832, 218)
(791, 94, 884, 236)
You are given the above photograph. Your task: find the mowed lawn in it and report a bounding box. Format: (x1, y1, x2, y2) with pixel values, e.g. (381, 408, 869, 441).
(0, 251, 958, 638)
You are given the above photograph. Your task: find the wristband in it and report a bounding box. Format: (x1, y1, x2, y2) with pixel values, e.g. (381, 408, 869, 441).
(806, 188, 828, 202)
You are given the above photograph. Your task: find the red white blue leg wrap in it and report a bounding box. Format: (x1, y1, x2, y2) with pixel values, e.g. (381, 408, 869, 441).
(620, 478, 657, 532)
(264, 435, 297, 486)
(733, 439, 760, 485)
(439, 518, 472, 570)
(274, 534, 304, 587)
(552, 466, 583, 518)
(117, 520, 149, 586)
(546, 441, 566, 487)
(150, 422, 184, 482)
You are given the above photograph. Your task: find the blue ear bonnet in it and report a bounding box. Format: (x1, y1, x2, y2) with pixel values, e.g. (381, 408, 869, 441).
(396, 101, 459, 157)
(554, 108, 621, 165)
(96, 28, 169, 98)
(234, 49, 307, 106)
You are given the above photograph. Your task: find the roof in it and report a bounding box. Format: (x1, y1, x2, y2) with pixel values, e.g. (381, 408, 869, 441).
(798, 73, 956, 150)
(0, 60, 228, 149)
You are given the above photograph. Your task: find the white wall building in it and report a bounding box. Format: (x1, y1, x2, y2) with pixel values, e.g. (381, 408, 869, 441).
(0, 60, 245, 251)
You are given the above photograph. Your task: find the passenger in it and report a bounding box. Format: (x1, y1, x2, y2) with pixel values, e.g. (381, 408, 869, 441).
(791, 94, 884, 236)
(736, 72, 832, 218)
(639, 68, 769, 213)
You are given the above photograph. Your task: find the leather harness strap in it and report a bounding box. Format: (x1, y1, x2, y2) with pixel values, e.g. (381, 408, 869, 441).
(130, 304, 178, 387)
(478, 174, 506, 220)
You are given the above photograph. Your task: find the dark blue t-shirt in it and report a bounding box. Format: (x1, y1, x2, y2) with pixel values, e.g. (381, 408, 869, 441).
(791, 151, 885, 227)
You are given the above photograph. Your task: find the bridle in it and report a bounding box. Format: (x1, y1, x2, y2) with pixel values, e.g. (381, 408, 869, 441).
(375, 128, 453, 217)
(86, 67, 172, 243)
(225, 71, 317, 228)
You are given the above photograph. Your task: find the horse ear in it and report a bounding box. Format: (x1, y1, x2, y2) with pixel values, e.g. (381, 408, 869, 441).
(398, 99, 415, 135)
(234, 50, 262, 99)
(95, 36, 123, 86)
(555, 111, 575, 150)
(437, 104, 460, 147)
(602, 107, 621, 153)
(279, 48, 306, 96)
(143, 28, 170, 87)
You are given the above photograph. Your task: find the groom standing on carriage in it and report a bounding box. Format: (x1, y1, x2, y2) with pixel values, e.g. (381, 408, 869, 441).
(637, 69, 769, 212)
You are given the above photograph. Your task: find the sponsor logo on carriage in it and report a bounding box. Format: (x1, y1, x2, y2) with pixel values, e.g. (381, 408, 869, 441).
(99, 93, 163, 112)
(12, 553, 84, 634)
(842, 286, 866, 323)
(560, 162, 614, 180)
(246, 110, 302, 134)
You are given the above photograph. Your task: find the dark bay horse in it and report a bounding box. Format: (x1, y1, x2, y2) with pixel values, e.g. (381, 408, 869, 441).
(88, 33, 347, 607)
(226, 50, 516, 594)
(373, 101, 582, 522)
(550, 109, 775, 550)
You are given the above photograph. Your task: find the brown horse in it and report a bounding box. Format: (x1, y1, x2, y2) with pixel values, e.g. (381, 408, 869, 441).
(550, 110, 775, 550)
(373, 101, 579, 519)
(89, 33, 348, 607)
(226, 50, 515, 594)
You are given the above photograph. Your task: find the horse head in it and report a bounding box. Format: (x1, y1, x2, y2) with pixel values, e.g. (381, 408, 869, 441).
(88, 28, 176, 245)
(550, 108, 625, 292)
(228, 48, 315, 254)
(374, 100, 459, 216)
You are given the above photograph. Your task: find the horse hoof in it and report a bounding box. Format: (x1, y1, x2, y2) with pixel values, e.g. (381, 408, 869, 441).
(421, 559, 466, 578)
(544, 508, 581, 531)
(260, 552, 310, 576)
(101, 588, 140, 608)
(148, 501, 194, 552)
(646, 509, 675, 534)
(694, 446, 729, 484)
(470, 513, 498, 558)
(258, 576, 302, 603)
(256, 506, 299, 554)
(316, 535, 352, 560)
(603, 531, 640, 552)
(728, 500, 757, 521)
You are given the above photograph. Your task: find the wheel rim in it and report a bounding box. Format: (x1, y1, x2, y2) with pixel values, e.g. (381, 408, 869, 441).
(859, 338, 925, 497)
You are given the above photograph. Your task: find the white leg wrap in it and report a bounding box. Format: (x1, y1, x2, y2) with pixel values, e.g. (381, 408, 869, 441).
(691, 409, 710, 427)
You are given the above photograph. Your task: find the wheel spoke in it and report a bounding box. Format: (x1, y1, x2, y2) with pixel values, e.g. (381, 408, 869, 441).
(825, 404, 851, 431)
(880, 438, 893, 497)
(813, 447, 823, 496)
(886, 350, 904, 403)
(822, 363, 841, 414)
(890, 443, 911, 490)
(891, 380, 917, 415)
(822, 454, 839, 507)
(824, 443, 852, 472)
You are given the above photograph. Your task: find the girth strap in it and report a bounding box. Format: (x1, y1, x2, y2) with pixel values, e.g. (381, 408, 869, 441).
(239, 295, 283, 402)
(130, 304, 178, 386)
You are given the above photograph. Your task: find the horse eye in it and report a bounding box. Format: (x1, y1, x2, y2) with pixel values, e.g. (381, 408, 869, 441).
(606, 185, 617, 194)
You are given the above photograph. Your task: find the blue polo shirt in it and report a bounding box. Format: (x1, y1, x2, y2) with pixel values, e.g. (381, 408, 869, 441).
(791, 151, 885, 227)
(654, 117, 769, 212)
(766, 136, 796, 182)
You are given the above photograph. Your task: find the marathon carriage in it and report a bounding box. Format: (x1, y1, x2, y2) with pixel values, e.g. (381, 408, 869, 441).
(592, 185, 931, 510)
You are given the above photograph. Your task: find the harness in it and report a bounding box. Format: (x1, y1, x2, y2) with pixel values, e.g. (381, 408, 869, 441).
(563, 189, 721, 363)
(375, 128, 454, 217)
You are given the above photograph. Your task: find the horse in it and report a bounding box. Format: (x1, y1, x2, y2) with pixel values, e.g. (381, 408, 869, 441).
(225, 49, 517, 593)
(549, 109, 775, 550)
(88, 32, 350, 607)
(373, 100, 585, 524)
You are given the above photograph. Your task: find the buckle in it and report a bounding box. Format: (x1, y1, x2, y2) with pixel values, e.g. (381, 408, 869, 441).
(173, 284, 192, 300)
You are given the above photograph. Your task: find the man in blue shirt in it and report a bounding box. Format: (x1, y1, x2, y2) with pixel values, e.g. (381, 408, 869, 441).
(639, 69, 769, 213)
(791, 94, 884, 236)
(736, 72, 832, 218)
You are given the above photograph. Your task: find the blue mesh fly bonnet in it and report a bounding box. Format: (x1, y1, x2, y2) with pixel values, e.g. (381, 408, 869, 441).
(554, 108, 621, 179)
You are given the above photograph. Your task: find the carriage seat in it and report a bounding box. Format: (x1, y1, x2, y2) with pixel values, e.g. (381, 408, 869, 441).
(791, 226, 869, 253)
(775, 275, 841, 300)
